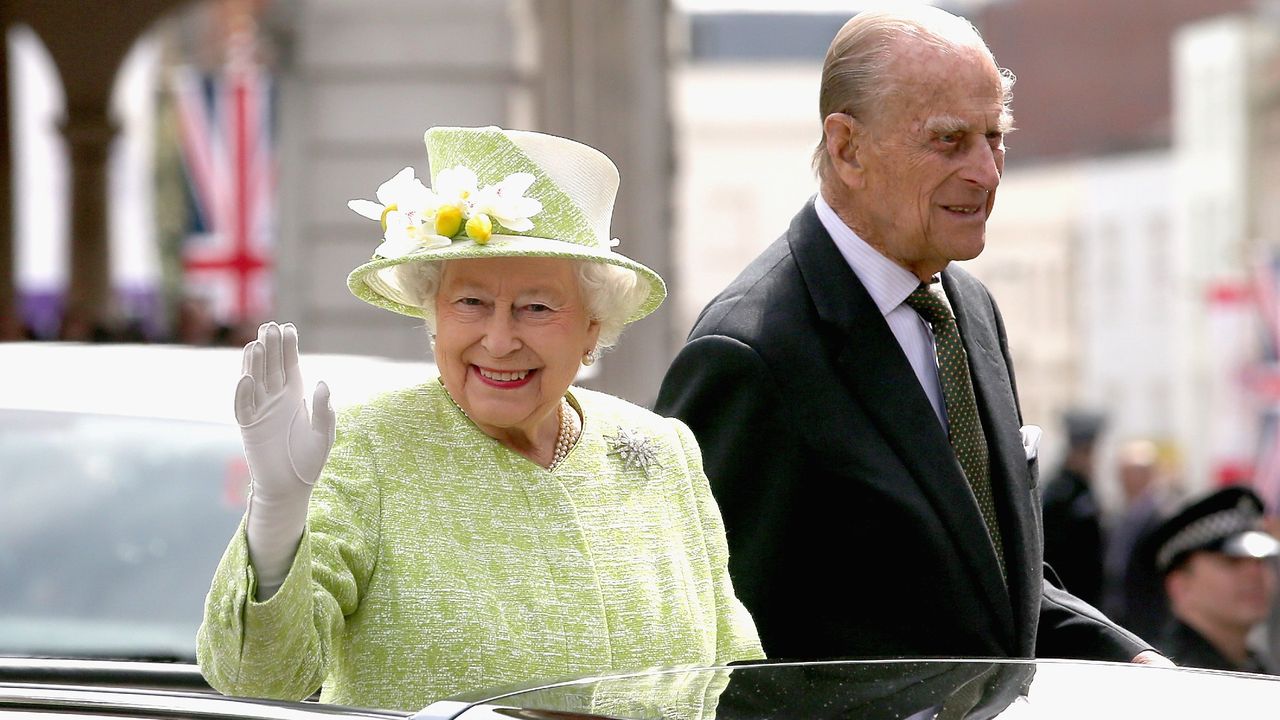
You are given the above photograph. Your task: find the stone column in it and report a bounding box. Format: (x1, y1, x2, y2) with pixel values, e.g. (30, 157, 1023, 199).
(14, 0, 182, 337)
(60, 106, 118, 329)
(532, 0, 674, 406)
(0, 15, 15, 335)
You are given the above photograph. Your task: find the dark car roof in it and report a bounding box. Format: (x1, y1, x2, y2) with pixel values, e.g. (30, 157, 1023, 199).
(0, 658, 214, 693)
(10, 657, 1280, 720)
(417, 657, 1280, 720)
(0, 659, 406, 720)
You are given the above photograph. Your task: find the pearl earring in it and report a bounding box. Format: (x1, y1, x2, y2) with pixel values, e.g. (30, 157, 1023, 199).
(582, 348, 598, 366)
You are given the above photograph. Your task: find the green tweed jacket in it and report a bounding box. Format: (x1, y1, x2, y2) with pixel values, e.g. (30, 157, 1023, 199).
(197, 379, 763, 711)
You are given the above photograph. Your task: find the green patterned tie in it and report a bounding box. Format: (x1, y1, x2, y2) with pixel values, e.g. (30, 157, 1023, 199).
(905, 283, 1006, 578)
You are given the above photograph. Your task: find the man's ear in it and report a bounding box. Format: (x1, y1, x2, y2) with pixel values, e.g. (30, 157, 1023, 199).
(823, 112, 865, 190)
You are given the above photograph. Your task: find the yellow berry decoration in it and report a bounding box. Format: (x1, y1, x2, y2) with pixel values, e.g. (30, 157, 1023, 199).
(434, 205, 462, 237)
(466, 213, 493, 244)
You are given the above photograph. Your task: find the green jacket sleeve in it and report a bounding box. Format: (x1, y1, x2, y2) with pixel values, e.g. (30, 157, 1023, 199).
(671, 419, 765, 664)
(197, 414, 383, 700)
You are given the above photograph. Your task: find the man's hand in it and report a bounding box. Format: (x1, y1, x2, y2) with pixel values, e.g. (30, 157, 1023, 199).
(1131, 650, 1176, 667)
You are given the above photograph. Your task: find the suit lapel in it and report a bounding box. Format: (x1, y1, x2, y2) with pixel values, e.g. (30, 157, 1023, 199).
(787, 202, 1015, 646)
(943, 269, 1040, 651)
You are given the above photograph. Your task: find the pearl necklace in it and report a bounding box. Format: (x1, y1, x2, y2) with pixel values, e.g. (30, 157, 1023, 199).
(439, 379, 579, 471)
(548, 398, 578, 472)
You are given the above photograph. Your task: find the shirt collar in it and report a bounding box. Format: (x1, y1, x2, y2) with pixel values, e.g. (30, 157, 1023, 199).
(814, 192, 926, 317)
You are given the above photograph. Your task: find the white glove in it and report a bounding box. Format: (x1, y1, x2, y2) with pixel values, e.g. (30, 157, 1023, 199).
(235, 322, 336, 599)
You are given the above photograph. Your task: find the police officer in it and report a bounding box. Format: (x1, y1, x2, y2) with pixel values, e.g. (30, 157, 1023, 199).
(1150, 487, 1280, 674)
(1042, 410, 1106, 606)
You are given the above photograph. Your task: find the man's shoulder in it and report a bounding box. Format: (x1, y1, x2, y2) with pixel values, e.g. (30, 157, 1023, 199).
(693, 236, 798, 333)
(690, 201, 828, 342)
(942, 263, 997, 306)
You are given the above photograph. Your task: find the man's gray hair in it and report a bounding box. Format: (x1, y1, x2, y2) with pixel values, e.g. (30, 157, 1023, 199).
(811, 5, 1016, 181)
(388, 259, 649, 351)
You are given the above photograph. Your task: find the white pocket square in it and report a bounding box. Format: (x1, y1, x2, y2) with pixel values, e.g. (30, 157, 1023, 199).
(1020, 424, 1043, 461)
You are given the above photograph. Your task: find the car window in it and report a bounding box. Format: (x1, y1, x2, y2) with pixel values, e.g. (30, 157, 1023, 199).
(0, 409, 246, 661)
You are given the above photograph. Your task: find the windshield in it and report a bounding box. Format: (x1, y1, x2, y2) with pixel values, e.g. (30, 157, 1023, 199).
(0, 409, 246, 661)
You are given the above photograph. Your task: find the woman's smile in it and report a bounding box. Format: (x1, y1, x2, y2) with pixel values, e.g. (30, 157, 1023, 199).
(435, 257, 600, 441)
(473, 365, 537, 388)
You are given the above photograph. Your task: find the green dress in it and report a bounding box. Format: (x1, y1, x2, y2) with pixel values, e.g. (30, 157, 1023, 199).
(197, 379, 763, 711)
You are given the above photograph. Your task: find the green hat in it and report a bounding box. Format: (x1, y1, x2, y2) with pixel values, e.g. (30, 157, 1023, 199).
(346, 126, 666, 323)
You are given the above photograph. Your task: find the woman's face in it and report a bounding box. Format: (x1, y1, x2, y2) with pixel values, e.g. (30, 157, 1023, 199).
(435, 257, 600, 441)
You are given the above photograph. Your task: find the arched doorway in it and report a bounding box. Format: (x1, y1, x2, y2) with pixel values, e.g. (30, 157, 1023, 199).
(3, 0, 279, 342)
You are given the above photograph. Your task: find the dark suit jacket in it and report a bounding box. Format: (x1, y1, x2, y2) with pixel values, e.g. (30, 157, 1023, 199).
(654, 200, 1148, 661)
(1158, 619, 1278, 675)
(1041, 468, 1105, 607)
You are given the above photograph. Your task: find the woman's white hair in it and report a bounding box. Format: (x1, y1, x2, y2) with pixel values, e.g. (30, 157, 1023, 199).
(386, 259, 649, 351)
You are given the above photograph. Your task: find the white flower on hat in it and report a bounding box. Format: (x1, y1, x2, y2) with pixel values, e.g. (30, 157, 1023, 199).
(347, 166, 432, 229)
(378, 209, 450, 258)
(434, 166, 544, 244)
(430, 166, 478, 238)
(433, 166, 480, 205)
(473, 172, 543, 233)
(455, 170, 543, 243)
(347, 167, 450, 258)
(432, 166, 545, 244)
(351, 164, 545, 252)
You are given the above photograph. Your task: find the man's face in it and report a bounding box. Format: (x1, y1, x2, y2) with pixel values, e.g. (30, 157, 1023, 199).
(1175, 552, 1276, 633)
(847, 41, 1010, 277)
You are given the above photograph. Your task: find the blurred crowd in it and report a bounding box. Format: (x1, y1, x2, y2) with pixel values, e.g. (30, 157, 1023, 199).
(0, 297, 258, 346)
(1042, 411, 1280, 673)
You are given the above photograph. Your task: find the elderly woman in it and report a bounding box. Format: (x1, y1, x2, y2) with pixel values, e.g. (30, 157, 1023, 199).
(196, 126, 763, 711)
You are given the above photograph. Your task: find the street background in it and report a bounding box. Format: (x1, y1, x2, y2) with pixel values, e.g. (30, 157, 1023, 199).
(6, 0, 1280, 516)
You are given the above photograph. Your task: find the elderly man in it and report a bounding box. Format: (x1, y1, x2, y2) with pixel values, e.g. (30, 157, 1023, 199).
(1151, 487, 1280, 674)
(656, 6, 1162, 663)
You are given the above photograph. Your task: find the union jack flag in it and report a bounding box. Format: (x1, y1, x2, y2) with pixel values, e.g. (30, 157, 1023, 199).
(169, 60, 275, 325)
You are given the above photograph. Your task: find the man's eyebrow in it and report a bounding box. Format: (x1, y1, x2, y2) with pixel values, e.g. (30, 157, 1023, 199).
(995, 111, 1015, 135)
(923, 115, 969, 136)
(923, 113, 1014, 136)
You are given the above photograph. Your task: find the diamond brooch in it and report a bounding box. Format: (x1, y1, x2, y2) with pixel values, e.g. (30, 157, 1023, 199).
(606, 426, 660, 472)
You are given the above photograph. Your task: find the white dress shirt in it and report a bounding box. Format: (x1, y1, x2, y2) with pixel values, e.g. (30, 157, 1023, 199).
(814, 192, 949, 429)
